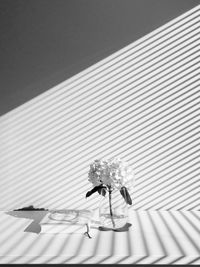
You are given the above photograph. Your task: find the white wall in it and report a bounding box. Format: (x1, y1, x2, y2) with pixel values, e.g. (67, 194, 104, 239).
(0, 5, 199, 211)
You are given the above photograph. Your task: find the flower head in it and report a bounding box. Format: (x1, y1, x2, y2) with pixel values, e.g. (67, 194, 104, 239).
(87, 157, 134, 190)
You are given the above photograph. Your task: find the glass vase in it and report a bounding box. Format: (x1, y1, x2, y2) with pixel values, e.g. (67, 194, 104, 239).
(99, 188, 128, 230)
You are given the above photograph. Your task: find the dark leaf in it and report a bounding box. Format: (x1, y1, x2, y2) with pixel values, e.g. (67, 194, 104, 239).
(120, 186, 132, 205)
(86, 185, 106, 198)
(97, 187, 107, 196)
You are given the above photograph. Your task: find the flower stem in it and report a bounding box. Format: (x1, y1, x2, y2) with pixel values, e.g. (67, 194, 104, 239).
(108, 188, 115, 228)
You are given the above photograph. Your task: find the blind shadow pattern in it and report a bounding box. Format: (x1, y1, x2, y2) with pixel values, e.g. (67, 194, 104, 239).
(0, 210, 199, 264)
(0, 5, 199, 210)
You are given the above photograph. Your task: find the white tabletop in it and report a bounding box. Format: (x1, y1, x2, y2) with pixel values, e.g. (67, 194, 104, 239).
(0, 209, 199, 264)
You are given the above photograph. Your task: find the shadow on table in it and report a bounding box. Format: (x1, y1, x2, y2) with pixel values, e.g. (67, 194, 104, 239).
(5, 205, 49, 234)
(98, 222, 132, 232)
(5, 206, 132, 235)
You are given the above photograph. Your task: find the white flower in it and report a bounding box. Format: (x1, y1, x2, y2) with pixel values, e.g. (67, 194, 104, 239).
(88, 157, 134, 190)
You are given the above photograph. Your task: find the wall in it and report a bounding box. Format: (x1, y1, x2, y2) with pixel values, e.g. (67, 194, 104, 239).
(0, 5, 199, 210)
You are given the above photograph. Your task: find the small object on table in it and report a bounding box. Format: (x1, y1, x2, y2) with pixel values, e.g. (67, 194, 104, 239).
(39, 209, 94, 237)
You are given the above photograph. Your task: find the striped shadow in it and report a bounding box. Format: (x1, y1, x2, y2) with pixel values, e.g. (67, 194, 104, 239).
(0, 5, 199, 210)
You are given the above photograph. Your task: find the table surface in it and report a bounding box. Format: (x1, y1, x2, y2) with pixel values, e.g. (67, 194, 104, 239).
(0, 209, 199, 264)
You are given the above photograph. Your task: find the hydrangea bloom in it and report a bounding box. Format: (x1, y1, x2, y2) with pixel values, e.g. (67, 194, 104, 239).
(88, 158, 134, 190)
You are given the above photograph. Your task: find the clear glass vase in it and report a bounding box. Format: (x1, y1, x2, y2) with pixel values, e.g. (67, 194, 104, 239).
(99, 188, 128, 230)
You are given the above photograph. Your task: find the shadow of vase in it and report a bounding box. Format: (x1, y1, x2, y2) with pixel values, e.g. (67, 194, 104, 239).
(98, 222, 132, 232)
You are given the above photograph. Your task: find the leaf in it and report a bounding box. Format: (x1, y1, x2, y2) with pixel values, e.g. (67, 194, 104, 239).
(120, 186, 132, 205)
(97, 187, 107, 196)
(86, 185, 106, 198)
